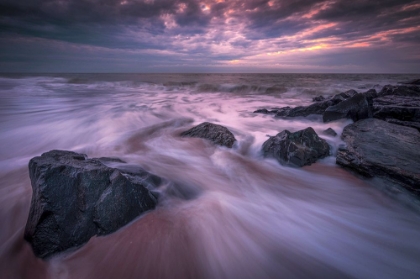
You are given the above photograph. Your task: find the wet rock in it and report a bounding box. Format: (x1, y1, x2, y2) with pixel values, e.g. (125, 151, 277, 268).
(181, 122, 236, 148)
(399, 79, 420, 85)
(253, 108, 279, 114)
(274, 100, 338, 118)
(274, 90, 357, 118)
(331, 89, 358, 102)
(378, 85, 420, 97)
(24, 150, 159, 258)
(322, 128, 338, 137)
(312, 95, 325, 102)
(262, 127, 330, 167)
(385, 119, 420, 132)
(336, 119, 420, 194)
(373, 95, 420, 122)
(323, 93, 370, 122)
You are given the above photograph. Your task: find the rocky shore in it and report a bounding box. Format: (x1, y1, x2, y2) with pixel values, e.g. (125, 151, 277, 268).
(24, 84, 420, 259)
(255, 84, 420, 195)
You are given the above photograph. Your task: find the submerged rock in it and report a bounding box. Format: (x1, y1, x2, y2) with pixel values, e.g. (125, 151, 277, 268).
(24, 150, 159, 258)
(322, 128, 338, 137)
(262, 127, 330, 167)
(323, 93, 371, 122)
(181, 122, 236, 148)
(336, 119, 420, 194)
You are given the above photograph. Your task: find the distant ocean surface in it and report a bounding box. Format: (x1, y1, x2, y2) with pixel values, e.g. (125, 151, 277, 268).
(1, 73, 420, 279)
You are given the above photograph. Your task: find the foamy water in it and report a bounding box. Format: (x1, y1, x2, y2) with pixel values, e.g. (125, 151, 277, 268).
(0, 74, 419, 279)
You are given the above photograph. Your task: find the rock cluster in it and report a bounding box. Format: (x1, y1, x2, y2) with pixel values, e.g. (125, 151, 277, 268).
(255, 84, 420, 195)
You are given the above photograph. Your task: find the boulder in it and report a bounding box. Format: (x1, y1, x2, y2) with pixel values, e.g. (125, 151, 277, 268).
(377, 85, 420, 97)
(323, 93, 370, 122)
(262, 127, 330, 167)
(180, 122, 236, 148)
(373, 95, 420, 122)
(274, 90, 357, 118)
(24, 150, 159, 258)
(322, 128, 338, 137)
(336, 119, 420, 194)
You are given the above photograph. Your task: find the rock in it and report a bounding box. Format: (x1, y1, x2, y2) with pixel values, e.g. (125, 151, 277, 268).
(336, 119, 420, 194)
(274, 100, 338, 118)
(322, 128, 338, 137)
(274, 90, 357, 118)
(330, 89, 358, 102)
(399, 79, 420, 85)
(385, 119, 420, 132)
(312, 95, 325, 102)
(262, 127, 330, 167)
(180, 122, 236, 148)
(253, 108, 279, 114)
(378, 85, 420, 97)
(323, 93, 370, 122)
(24, 150, 159, 258)
(373, 95, 420, 122)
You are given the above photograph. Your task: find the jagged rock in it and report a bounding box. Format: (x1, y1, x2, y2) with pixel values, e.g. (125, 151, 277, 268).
(322, 128, 337, 137)
(24, 150, 159, 258)
(312, 95, 325, 102)
(330, 89, 358, 102)
(373, 95, 420, 122)
(181, 122, 236, 148)
(377, 85, 420, 97)
(262, 127, 330, 167)
(399, 79, 420, 85)
(336, 119, 420, 194)
(273, 90, 357, 118)
(323, 93, 370, 122)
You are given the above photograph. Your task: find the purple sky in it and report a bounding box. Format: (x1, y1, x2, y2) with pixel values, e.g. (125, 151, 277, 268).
(0, 0, 419, 73)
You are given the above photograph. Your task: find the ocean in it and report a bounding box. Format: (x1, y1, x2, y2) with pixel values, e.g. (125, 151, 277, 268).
(0, 73, 419, 279)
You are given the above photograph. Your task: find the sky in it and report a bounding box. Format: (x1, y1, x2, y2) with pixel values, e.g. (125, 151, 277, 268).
(0, 0, 419, 73)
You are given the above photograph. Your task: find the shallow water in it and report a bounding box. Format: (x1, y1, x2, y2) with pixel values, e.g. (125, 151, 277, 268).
(0, 74, 419, 279)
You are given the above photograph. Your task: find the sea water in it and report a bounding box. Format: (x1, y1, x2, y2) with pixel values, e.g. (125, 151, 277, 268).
(0, 73, 419, 279)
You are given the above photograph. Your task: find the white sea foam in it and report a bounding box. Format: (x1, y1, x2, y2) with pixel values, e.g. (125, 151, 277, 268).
(0, 74, 419, 279)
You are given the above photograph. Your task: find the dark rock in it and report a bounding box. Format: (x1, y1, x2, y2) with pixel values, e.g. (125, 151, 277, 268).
(385, 119, 420, 132)
(312, 95, 325, 102)
(373, 95, 420, 122)
(378, 85, 420, 97)
(323, 93, 370, 122)
(253, 108, 279, 114)
(274, 90, 357, 118)
(275, 100, 337, 118)
(322, 128, 338, 137)
(331, 89, 358, 102)
(180, 122, 236, 148)
(336, 119, 420, 194)
(24, 150, 159, 258)
(262, 127, 330, 167)
(399, 79, 420, 85)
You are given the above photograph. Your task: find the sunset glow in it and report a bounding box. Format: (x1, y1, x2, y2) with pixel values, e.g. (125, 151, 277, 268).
(0, 0, 419, 72)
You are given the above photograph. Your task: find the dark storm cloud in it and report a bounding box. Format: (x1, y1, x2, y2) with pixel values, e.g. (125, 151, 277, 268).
(0, 0, 419, 72)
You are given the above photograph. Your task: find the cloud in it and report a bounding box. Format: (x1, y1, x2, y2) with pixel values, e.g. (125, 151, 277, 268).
(0, 0, 419, 72)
